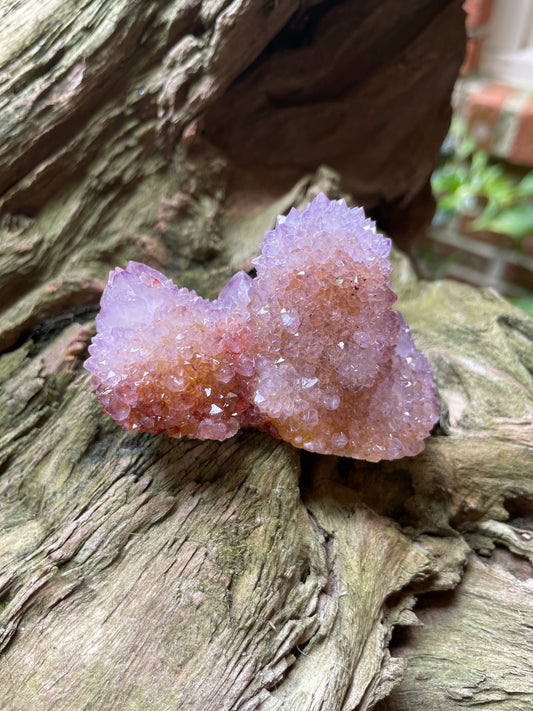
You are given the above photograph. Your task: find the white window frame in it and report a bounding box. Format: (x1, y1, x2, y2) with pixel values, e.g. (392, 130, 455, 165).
(480, 0, 533, 89)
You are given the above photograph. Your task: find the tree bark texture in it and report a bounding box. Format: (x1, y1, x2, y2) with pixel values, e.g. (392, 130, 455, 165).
(1, 1, 532, 710)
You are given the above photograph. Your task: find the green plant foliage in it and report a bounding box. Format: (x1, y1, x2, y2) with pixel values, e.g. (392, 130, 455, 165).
(476, 203, 533, 240)
(432, 117, 533, 245)
(510, 294, 533, 318)
(517, 171, 533, 197)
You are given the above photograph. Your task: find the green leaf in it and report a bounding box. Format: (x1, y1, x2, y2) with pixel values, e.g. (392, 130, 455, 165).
(478, 204, 533, 240)
(456, 135, 477, 161)
(432, 167, 466, 196)
(510, 295, 533, 318)
(518, 171, 533, 197)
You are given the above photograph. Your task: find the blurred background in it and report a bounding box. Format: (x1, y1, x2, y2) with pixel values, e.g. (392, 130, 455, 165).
(418, 0, 533, 315)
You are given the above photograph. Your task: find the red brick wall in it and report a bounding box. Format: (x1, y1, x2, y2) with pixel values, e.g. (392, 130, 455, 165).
(418, 216, 533, 298)
(461, 0, 494, 75)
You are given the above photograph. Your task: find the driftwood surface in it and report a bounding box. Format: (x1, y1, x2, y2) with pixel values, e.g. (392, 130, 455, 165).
(1, 1, 533, 710)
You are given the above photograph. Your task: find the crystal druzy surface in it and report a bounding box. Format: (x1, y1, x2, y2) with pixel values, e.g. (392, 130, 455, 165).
(85, 193, 439, 461)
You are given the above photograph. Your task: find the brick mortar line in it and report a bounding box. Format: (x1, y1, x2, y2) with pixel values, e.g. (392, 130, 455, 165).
(492, 88, 532, 157)
(442, 263, 530, 298)
(429, 223, 533, 269)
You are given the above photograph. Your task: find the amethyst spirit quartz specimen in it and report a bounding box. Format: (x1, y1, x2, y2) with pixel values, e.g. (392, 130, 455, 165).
(85, 194, 439, 461)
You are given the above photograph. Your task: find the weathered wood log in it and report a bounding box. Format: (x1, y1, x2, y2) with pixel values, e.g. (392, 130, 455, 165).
(1, 1, 532, 709)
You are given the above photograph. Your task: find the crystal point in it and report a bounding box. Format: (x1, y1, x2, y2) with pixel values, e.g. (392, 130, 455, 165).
(85, 194, 439, 460)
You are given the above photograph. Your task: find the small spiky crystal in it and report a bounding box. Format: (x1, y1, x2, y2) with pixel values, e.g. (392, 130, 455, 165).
(85, 194, 439, 461)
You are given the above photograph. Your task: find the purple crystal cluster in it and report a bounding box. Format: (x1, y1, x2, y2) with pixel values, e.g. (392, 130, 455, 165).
(85, 193, 439, 461)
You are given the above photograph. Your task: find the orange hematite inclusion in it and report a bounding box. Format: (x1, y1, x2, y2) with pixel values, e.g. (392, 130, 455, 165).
(85, 194, 439, 461)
